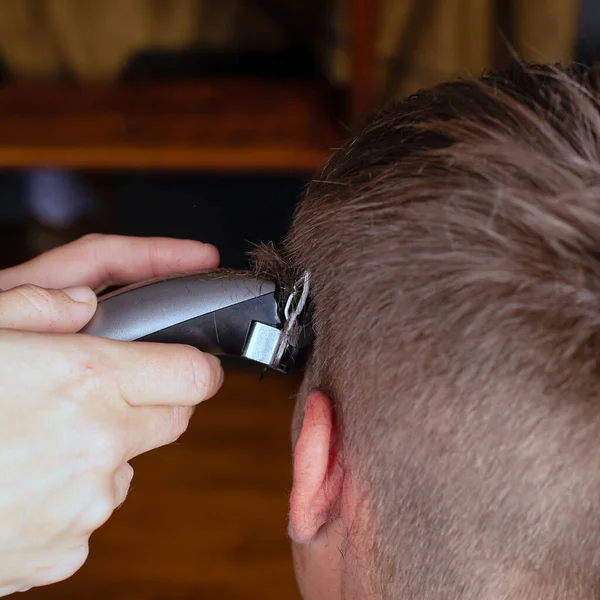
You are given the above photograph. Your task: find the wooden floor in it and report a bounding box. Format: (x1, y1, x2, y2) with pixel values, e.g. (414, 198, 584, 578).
(21, 365, 303, 600)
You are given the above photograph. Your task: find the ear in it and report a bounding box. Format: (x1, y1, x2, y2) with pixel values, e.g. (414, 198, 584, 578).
(289, 390, 344, 544)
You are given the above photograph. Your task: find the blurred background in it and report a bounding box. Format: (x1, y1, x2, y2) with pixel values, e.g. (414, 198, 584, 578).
(0, 0, 593, 598)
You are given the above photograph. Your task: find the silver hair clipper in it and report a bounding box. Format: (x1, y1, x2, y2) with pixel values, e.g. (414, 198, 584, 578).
(80, 270, 312, 373)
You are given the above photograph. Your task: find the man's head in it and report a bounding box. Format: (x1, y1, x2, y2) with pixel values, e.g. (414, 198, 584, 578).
(258, 63, 600, 599)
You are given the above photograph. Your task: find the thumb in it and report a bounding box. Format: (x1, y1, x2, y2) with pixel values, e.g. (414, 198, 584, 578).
(0, 284, 97, 333)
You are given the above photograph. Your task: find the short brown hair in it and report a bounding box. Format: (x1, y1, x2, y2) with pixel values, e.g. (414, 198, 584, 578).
(258, 63, 600, 598)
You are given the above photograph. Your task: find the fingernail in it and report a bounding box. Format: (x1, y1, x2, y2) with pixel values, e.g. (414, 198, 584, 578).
(62, 286, 96, 305)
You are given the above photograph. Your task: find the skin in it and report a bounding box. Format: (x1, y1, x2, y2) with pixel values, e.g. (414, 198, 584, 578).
(0, 234, 224, 596)
(289, 391, 373, 600)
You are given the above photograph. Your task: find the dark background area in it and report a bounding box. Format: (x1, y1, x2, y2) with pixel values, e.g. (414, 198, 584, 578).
(0, 170, 304, 268)
(0, 47, 319, 270)
(0, 0, 598, 271)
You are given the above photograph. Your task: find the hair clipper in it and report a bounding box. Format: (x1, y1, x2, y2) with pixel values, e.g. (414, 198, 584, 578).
(80, 270, 312, 373)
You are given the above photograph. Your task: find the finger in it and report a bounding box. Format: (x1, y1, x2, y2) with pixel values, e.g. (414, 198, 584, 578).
(124, 405, 195, 459)
(15, 544, 89, 590)
(0, 285, 97, 332)
(103, 340, 224, 407)
(0, 234, 220, 292)
(113, 463, 134, 508)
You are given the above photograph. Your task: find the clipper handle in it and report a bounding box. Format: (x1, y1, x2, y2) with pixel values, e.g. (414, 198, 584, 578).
(81, 271, 289, 370)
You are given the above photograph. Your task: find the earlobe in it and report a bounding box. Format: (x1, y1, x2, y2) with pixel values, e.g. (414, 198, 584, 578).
(289, 390, 344, 544)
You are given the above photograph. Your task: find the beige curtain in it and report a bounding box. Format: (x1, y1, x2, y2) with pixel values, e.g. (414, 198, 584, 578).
(0, 0, 306, 80)
(325, 0, 580, 101)
(514, 0, 580, 64)
(0, 0, 235, 80)
(0, 0, 582, 92)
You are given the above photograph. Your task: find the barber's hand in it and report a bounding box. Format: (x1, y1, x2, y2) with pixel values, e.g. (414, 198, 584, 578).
(0, 233, 220, 294)
(0, 235, 224, 596)
(0, 291, 223, 596)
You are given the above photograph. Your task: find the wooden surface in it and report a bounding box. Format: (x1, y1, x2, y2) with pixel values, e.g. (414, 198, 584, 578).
(19, 367, 303, 600)
(0, 80, 337, 172)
